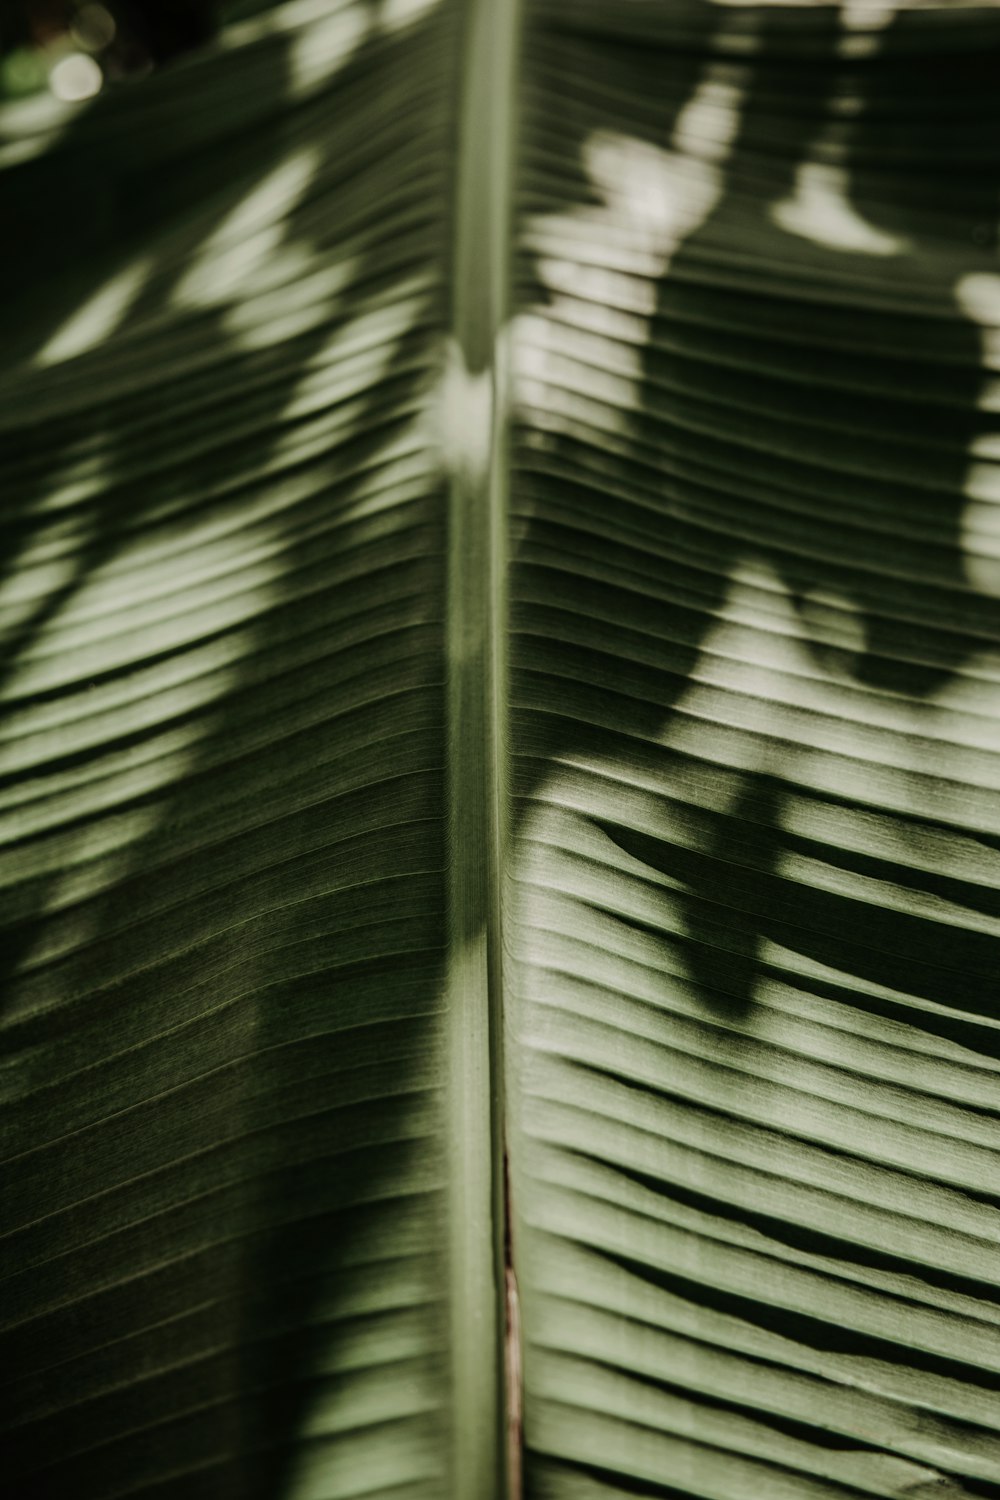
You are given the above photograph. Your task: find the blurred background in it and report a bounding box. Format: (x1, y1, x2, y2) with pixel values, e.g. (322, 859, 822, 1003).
(0, 0, 282, 100)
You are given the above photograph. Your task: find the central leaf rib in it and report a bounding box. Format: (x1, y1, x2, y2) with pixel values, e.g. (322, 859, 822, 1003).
(444, 0, 522, 1494)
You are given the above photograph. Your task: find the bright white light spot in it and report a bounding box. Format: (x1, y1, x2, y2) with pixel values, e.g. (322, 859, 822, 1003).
(672, 71, 744, 165)
(207, 146, 319, 247)
(961, 468, 1000, 596)
(956, 271, 1000, 331)
(37, 257, 151, 366)
(956, 276, 1000, 372)
(220, 251, 350, 351)
(438, 337, 494, 498)
(174, 146, 320, 309)
(0, 552, 80, 641)
(771, 162, 904, 255)
(798, 586, 867, 661)
(378, 0, 439, 31)
(0, 458, 284, 994)
(583, 130, 721, 260)
(842, 0, 898, 26)
(514, 54, 747, 453)
(512, 311, 559, 416)
(49, 51, 102, 102)
(290, 7, 369, 97)
(952, 274, 1000, 596)
(179, 224, 288, 306)
(278, 274, 418, 421)
(960, 507, 1000, 598)
(587, 57, 745, 261)
(839, 1, 898, 56)
(666, 560, 826, 767)
(970, 430, 1000, 464)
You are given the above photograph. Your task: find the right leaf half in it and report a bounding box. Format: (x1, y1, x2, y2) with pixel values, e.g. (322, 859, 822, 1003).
(508, 4, 1000, 1496)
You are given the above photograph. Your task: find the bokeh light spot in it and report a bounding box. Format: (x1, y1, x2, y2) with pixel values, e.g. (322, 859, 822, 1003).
(49, 52, 103, 103)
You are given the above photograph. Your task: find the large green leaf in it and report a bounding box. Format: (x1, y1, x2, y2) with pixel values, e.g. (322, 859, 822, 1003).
(2, 2, 1000, 1498)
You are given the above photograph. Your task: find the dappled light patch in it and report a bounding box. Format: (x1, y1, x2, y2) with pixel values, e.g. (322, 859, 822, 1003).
(511, 6, 1000, 1497)
(0, 464, 285, 990)
(437, 337, 495, 498)
(955, 272, 1000, 599)
(36, 256, 154, 366)
(770, 1, 906, 252)
(516, 46, 749, 449)
(285, 0, 442, 98)
(48, 50, 102, 101)
(4, 3, 1000, 1499)
(287, 0, 371, 97)
(173, 145, 322, 309)
(771, 160, 906, 253)
(0, 5, 457, 1497)
(377, 0, 442, 32)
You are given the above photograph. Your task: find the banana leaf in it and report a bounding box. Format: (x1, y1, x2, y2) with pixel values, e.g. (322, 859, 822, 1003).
(2, 2, 999, 1497)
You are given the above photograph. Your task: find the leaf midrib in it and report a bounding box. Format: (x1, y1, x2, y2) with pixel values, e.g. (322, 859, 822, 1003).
(444, 0, 523, 1495)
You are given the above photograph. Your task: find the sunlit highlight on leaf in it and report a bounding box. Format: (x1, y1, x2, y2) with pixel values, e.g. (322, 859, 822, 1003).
(36, 258, 153, 367)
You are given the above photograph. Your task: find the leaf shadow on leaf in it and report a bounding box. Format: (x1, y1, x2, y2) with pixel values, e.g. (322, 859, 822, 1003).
(516, 0, 1000, 1037)
(635, 0, 1000, 1032)
(514, 4, 1000, 1495)
(0, 10, 453, 1498)
(2, 3, 1000, 1498)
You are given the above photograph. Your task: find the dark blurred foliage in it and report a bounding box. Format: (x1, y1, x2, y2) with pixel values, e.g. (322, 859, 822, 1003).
(2, 1, 216, 65)
(0, 0, 281, 95)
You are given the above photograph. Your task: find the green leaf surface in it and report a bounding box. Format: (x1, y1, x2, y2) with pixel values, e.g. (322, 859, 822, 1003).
(2, 2, 999, 1498)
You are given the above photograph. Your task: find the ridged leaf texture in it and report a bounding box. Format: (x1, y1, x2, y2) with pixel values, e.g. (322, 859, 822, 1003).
(2, 3, 999, 1499)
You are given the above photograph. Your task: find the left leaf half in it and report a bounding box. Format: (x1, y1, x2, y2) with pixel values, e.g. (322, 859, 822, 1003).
(0, 3, 461, 1496)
